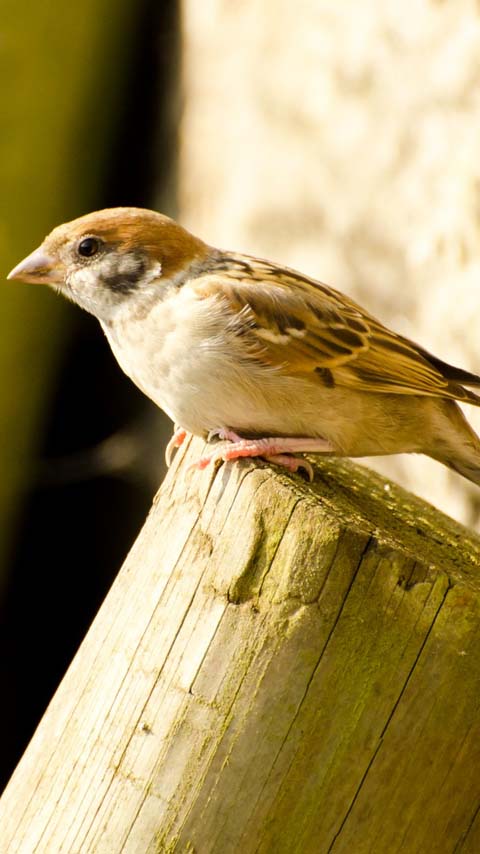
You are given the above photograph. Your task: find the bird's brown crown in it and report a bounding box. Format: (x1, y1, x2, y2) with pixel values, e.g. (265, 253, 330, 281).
(46, 207, 210, 279)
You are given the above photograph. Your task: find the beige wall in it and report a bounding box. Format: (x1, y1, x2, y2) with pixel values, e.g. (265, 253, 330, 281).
(180, 0, 480, 528)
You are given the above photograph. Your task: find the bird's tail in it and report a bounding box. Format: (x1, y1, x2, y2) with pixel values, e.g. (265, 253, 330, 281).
(429, 401, 480, 487)
(440, 457, 480, 487)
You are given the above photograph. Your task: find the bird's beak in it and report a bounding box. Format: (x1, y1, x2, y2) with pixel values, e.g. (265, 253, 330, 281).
(7, 246, 65, 286)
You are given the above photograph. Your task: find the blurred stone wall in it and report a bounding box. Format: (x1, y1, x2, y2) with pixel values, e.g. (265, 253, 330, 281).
(179, 0, 480, 529)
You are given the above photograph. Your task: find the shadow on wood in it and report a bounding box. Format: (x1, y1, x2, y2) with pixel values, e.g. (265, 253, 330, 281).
(1, 436, 480, 853)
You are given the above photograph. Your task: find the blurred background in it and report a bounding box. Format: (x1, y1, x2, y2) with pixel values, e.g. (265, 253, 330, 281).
(2, 0, 480, 791)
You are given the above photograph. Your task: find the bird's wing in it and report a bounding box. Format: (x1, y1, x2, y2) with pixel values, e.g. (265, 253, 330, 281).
(192, 254, 480, 405)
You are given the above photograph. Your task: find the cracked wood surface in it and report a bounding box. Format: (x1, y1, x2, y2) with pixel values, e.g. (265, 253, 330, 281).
(1, 437, 480, 853)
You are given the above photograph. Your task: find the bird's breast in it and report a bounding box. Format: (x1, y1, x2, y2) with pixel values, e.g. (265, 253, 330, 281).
(101, 285, 433, 455)
(101, 287, 262, 433)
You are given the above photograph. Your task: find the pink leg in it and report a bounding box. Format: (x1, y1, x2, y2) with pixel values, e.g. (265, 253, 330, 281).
(197, 429, 334, 481)
(165, 426, 188, 467)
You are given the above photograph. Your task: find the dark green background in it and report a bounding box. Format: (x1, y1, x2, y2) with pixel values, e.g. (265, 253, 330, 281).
(0, 0, 179, 790)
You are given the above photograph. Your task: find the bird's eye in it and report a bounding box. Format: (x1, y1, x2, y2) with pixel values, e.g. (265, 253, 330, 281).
(77, 237, 101, 258)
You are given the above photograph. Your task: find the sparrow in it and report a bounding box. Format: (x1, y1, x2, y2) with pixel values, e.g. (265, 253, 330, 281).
(7, 206, 480, 485)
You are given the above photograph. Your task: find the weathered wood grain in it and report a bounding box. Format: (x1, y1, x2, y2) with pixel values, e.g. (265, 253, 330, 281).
(1, 437, 479, 853)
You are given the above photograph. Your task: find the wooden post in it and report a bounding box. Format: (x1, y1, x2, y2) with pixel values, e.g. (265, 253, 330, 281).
(1, 436, 480, 853)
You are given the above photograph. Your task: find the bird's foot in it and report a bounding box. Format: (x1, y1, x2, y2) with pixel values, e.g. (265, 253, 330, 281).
(194, 428, 335, 481)
(165, 426, 188, 466)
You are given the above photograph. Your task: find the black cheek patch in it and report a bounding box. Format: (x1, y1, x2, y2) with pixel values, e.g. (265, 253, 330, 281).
(100, 253, 147, 295)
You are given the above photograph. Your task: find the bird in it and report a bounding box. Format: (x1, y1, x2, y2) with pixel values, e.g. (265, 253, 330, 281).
(7, 206, 480, 485)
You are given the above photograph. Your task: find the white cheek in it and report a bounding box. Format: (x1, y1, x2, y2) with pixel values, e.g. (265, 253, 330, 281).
(143, 260, 162, 282)
(66, 268, 120, 318)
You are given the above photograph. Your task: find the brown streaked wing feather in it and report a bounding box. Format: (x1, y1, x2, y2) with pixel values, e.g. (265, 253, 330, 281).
(193, 254, 480, 405)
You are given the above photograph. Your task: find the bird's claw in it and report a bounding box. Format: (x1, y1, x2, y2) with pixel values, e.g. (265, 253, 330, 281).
(170, 426, 324, 480)
(165, 426, 188, 467)
(194, 434, 315, 480)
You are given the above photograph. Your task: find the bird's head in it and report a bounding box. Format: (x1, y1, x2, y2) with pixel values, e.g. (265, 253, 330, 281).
(7, 207, 210, 321)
